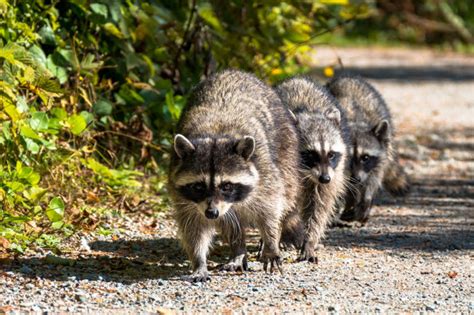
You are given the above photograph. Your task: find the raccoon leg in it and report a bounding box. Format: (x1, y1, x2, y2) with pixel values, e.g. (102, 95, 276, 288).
(219, 218, 248, 272)
(352, 181, 379, 223)
(178, 214, 215, 282)
(280, 210, 305, 250)
(299, 193, 334, 263)
(256, 211, 283, 273)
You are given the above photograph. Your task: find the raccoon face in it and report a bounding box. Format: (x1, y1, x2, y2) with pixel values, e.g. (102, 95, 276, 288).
(172, 134, 258, 219)
(350, 120, 389, 184)
(297, 108, 345, 185)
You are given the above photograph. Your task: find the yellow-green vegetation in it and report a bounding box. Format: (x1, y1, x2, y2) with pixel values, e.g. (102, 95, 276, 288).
(0, 1, 370, 252)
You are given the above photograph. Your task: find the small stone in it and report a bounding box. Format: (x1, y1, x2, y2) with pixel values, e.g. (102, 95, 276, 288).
(25, 283, 35, 289)
(75, 294, 87, 303)
(80, 237, 91, 252)
(425, 304, 436, 311)
(328, 305, 339, 312)
(158, 279, 166, 286)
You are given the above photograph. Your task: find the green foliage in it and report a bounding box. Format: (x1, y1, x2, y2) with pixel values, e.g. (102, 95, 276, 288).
(336, 0, 473, 49)
(0, 0, 370, 252)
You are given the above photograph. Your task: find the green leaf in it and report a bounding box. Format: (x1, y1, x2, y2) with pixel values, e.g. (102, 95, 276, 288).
(90, 3, 108, 18)
(93, 99, 113, 116)
(30, 112, 49, 131)
(38, 24, 56, 45)
(16, 96, 29, 113)
(103, 23, 123, 38)
(20, 125, 42, 140)
(197, 3, 224, 33)
(46, 55, 68, 84)
(51, 107, 67, 120)
(46, 197, 65, 223)
(24, 186, 47, 202)
(24, 138, 40, 153)
(4, 104, 20, 122)
(17, 167, 40, 185)
(67, 114, 87, 135)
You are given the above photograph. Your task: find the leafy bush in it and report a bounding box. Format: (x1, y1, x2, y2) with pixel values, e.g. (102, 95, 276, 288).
(0, 0, 370, 252)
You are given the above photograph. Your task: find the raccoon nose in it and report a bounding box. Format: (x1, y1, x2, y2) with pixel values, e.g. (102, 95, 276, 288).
(319, 174, 331, 184)
(205, 208, 219, 219)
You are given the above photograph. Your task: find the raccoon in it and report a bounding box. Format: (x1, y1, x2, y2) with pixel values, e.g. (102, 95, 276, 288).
(276, 77, 349, 262)
(327, 74, 410, 224)
(168, 70, 300, 282)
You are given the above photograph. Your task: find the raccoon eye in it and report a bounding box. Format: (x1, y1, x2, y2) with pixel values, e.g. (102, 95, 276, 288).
(301, 150, 319, 168)
(220, 182, 233, 192)
(361, 154, 370, 162)
(328, 151, 335, 160)
(191, 182, 206, 192)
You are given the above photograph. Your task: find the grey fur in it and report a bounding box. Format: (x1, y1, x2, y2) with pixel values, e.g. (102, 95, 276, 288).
(168, 70, 300, 281)
(276, 77, 349, 262)
(327, 74, 410, 223)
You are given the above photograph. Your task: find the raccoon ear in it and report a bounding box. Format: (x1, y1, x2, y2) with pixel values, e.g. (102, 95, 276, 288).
(324, 107, 341, 125)
(373, 120, 390, 142)
(235, 136, 255, 161)
(174, 134, 195, 158)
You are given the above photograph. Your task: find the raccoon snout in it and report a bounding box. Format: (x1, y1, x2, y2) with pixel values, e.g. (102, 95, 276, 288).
(319, 174, 331, 184)
(205, 208, 219, 219)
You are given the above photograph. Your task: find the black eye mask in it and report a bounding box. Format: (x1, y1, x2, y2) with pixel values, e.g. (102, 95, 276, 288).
(178, 182, 209, 202)
(301, 150, 320, 168)
(218, 182, 253, 202)
(361, 155, 379, 172)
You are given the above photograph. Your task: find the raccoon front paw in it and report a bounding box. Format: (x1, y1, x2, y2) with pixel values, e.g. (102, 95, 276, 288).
(298, 242, 318, 263)
(298, 249, 318, 264)
(220, 254, 248, 272)
(340, 208, 357, 222)
(260, 252, 283, 274)
(185, 269, 210, 283)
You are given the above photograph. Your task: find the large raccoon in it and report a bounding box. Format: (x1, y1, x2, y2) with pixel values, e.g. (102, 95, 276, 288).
(327, 74, 410, 223)
(276, 77, 349, 262)
(168, 70, 300, 282)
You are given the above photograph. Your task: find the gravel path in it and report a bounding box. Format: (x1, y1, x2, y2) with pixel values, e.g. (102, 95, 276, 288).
(1, 47, 473, 313)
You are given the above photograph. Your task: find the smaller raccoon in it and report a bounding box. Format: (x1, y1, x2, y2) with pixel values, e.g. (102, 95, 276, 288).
(276, 77, 349, 262)
(327, 74, 410, 223)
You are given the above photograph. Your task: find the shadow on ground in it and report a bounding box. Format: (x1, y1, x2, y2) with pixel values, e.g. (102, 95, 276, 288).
(326, 176, 474, 252)
(0, 237, 261, 283)
(0, 238, 188, 283)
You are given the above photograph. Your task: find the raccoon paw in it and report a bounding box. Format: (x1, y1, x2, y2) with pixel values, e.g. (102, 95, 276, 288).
(184, 270, 210, 283)
(261, 254, 283, 274)
(298, 244, 319, 264)
(339, 208, 357, 222)
(298, 252, 319, 264)
(220, 254, 248, 272)
(330, 218, 358, 228)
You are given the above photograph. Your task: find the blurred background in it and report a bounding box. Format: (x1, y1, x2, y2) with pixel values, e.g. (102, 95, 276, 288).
(0, 0, 472, 252)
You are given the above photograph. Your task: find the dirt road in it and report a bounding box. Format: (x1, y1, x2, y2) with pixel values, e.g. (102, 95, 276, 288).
(1, 47, 473, 313)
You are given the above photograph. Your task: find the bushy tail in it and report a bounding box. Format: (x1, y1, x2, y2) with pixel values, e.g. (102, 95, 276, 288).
(280, 210, 304, 249)
(383, 159, 410, 196)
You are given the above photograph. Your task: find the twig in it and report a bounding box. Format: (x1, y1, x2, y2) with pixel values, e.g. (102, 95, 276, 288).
(172, 0, 197, 78)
